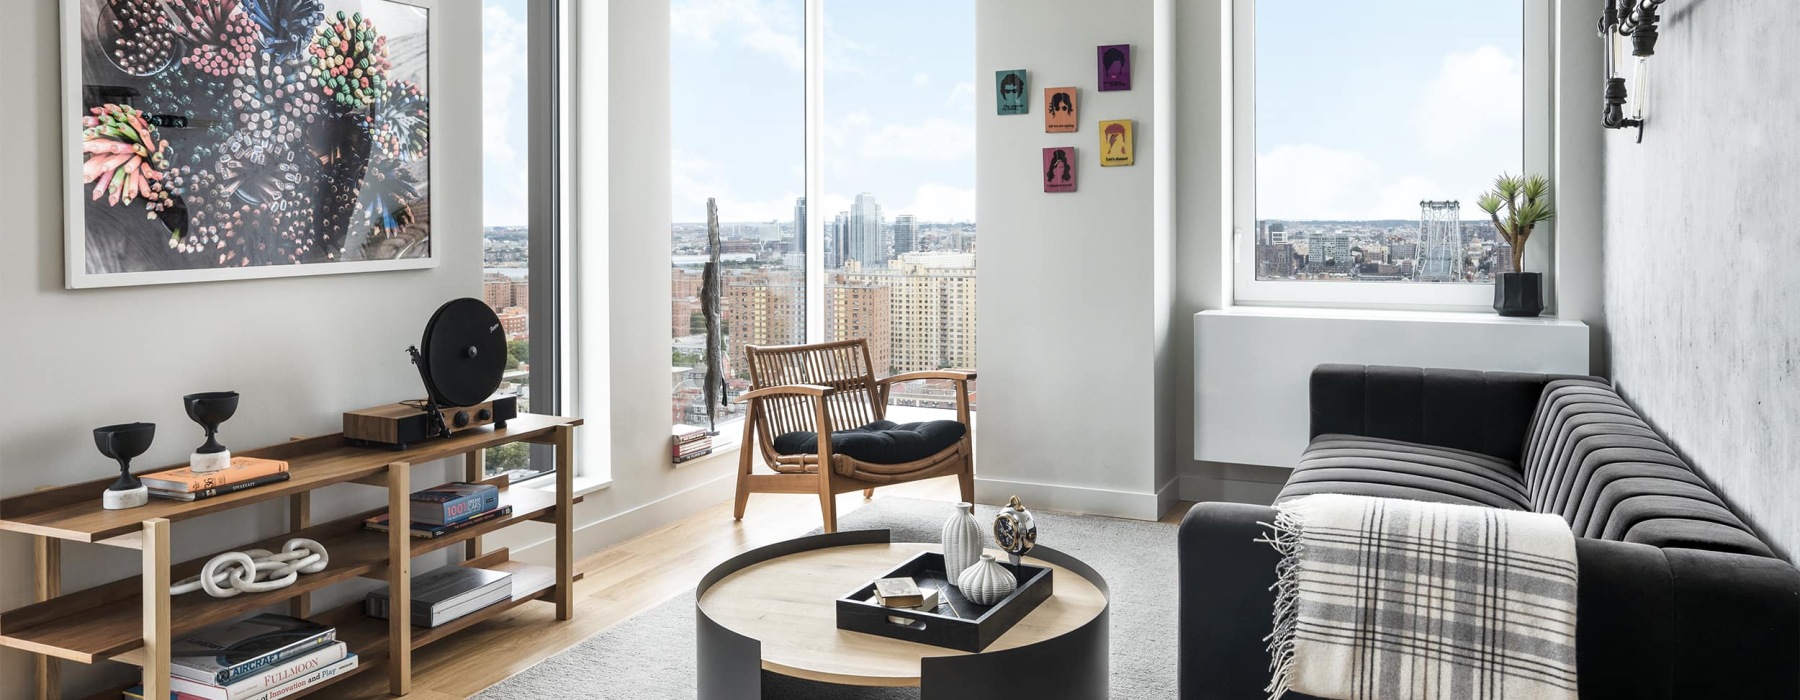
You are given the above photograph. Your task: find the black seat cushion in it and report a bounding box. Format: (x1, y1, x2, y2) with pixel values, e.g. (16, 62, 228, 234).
(1278, 434, 1531, 510)
(773, 420, 966, 465)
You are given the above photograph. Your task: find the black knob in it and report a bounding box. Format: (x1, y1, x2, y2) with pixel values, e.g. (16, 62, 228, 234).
(477, 408, 492, 421)
(452, 411, 471, 428)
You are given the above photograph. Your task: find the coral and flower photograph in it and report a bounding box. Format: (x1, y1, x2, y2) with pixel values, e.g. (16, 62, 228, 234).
(65, 0, 434, 288)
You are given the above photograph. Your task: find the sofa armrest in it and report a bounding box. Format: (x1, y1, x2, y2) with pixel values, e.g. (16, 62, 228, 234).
(1179, 502, 1289, 700)
(1309, 364, 1566, 464)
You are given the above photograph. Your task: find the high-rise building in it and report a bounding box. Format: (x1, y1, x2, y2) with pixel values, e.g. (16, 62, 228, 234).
(826, 276, 892, 375)
(1495, 241, 1515, 274)
(1306, 233, 1352, 274)
(839, 252, 977, 374)
(722, 270, 806, 379)
(1258, 242, 1295, 278)
(1418, 200, 1462, 282)
(483, 272, 529, 314)
(792, 197, 807, 255)
(849, 193, 885, 268)
(828, 211, 850, 269)
(892, 214, 919, 257)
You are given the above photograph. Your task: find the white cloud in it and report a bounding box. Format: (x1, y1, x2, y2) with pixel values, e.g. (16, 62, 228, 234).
(913, 73, 931, 88)
(1257, 144, 1385, 220)
(859, 118, 975, 162)
(892, 183, 975, 223)
(945, 81, 976, 112)
(672, 150, 802, 223)
(482, 4, 529, 227)
(670, 0, 804, 71)
(1414, 46, 1522, 160)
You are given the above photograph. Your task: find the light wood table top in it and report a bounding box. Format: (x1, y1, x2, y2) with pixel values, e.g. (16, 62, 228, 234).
(696, 542, 1107, 687)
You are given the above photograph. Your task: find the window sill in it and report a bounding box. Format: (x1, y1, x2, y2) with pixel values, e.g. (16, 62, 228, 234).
(516, 471, 614, 497)
(1204, 306, 1585, 328)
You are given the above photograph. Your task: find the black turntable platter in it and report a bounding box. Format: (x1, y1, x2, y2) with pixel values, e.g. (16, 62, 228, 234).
(419, 298, 507, 408)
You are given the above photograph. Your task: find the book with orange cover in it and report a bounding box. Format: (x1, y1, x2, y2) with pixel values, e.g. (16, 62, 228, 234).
(140, 457, 290, 493)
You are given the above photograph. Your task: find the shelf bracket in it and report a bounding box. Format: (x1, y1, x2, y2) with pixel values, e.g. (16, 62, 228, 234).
(386, 461, 412, 696)
(141, 518, 171, 700)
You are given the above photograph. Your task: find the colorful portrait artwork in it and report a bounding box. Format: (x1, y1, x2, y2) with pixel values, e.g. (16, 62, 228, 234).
(1044, 87, 1077, 133)
(996, 69, 1028, 115)
(1100, 119, 1135, 167)
(1097, 44, 1131, 92)
(1043, 147, 1077, 193)
(64, 0, 435, 288)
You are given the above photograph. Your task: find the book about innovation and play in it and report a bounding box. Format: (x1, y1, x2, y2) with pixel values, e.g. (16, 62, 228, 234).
(409, 482, 500, 526)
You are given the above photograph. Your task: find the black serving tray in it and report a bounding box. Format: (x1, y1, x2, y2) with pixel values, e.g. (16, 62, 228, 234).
(835, 551, 1053, 652)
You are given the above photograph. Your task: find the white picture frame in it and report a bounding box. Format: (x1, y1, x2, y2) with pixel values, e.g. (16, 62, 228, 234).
(61, 0, 440, 289)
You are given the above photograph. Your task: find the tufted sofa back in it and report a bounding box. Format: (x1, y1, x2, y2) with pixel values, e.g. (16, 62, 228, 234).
(1519, 378, 1776, 557)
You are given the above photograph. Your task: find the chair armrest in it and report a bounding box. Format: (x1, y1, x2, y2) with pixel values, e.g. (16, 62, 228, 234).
(733, 384, 835, 404)
(876, 369, 977, 386)
(1178, 502, 1282, 700)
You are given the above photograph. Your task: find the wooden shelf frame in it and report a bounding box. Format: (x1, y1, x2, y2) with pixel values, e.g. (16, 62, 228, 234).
(0, 413, 582, 700)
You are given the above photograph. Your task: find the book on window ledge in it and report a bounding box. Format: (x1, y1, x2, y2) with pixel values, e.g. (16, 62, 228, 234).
(673, 440, 713, 456)
(363, 505, 513, 538)
(409, 482, 500, 526)
(127, 653, 358, 700)
(139, 457, 289, 493)
(150, 472, 291, 501)
(673, 448, 713, 464)
(167, 614, 335, 687)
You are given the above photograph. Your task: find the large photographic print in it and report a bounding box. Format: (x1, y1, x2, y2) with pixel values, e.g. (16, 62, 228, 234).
(64, 0, 435, 288)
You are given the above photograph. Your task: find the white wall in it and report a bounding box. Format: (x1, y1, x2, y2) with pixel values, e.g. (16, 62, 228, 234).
(0, 3, 482, 697)
(1603, 0, 1800, 560)
(1193, 309, 1591, 470)
(1174, 0, 1609, 501)
(975, 0, 1176, 520)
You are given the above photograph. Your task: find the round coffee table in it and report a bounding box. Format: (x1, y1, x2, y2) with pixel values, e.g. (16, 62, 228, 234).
(695, 530, 1110, 699)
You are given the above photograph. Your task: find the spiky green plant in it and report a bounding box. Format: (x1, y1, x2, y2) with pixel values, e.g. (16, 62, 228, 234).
(1476, 173, 1555, 275)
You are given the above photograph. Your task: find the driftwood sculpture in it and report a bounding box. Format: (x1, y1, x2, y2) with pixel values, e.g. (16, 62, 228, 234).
(701, 198, 725, 434)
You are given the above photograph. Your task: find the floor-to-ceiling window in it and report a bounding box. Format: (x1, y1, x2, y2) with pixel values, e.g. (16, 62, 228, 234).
(668, 0, 976, 438)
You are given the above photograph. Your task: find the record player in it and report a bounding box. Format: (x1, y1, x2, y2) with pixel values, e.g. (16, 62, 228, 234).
(345, 298, 519, 450)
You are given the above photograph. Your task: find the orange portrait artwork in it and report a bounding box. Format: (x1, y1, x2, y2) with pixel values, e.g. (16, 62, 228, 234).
(1045, 87, 1077, 133)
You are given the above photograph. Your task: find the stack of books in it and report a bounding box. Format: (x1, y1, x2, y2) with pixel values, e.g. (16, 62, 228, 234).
(366, 566, 514, 628)
(141, 457, 290, 502)
(126, 614, 356, 700)
(364, 482, 507, 538)
(672, 424, 713, 464)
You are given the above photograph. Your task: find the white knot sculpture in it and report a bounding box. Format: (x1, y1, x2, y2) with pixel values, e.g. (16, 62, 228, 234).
(171, 538, 330, 598)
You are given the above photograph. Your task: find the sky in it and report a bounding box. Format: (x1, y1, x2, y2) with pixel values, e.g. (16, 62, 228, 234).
(1256, 0, 1524, 221)
(484, 0, 1522, 227)
(483, 0, 531, 228)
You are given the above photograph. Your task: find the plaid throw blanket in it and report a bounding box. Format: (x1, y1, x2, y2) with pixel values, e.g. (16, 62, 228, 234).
(1263, 494, 1578, 700)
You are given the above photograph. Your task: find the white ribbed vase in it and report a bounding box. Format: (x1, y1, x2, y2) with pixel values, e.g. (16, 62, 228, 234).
(956, 554, 1017, 605)
(940, 502, 984, 580)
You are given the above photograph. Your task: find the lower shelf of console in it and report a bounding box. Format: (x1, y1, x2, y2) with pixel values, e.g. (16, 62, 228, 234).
(80, 559, 580, 700)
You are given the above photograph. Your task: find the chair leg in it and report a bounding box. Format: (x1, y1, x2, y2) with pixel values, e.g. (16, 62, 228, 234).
(733, 418, 758, 521)
(862, 488, 874, 500)
(956, 443, 976, 504)
(819, 469, 839, 534)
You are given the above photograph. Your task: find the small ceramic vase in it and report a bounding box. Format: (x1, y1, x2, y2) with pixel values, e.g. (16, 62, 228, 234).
(956, 554, 1017, 605)
(941, 501, 984, 580)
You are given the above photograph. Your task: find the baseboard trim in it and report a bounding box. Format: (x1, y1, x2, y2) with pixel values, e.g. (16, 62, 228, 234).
(1177, 473, 1284, 506)
(489, 471, 739, 565)
(974, 477, 1164, 521)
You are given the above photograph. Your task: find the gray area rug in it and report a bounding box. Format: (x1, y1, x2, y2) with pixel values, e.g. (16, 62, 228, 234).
(476, 497, 1179, 699)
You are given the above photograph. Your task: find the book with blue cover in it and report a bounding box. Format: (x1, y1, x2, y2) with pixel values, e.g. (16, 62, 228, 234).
(409, 482, 499, 526)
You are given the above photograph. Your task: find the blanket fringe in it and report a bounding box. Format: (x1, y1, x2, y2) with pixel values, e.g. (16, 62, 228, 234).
(1255, 504, 1308, 700)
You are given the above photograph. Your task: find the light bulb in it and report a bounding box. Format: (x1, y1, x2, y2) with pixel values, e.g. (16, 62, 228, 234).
(1630, 56, 1651, 121)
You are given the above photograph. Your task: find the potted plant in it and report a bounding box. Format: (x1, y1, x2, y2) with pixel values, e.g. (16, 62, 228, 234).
(1477, 173, 1555, 317)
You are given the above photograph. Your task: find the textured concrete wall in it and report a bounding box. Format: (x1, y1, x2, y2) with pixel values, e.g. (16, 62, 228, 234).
(1603, 0, 1800, 560)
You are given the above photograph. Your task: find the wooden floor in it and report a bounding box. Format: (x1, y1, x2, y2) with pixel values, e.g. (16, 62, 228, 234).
(333, 476, 1193, 699)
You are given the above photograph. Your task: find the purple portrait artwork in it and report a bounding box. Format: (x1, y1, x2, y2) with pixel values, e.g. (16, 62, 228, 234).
(1097, 44, 1131, 92)
(1043, 147, 1077, 193)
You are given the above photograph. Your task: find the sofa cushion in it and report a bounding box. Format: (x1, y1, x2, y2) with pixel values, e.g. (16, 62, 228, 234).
(1277, 434, 1531, 510)
(772, 419, 965, 465)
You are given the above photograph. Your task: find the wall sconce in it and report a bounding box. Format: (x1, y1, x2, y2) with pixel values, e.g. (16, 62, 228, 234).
(1599, 0, 1666, 142)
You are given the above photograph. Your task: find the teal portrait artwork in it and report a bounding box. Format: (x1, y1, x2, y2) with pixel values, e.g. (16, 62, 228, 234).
(996, 69, 1027, 115)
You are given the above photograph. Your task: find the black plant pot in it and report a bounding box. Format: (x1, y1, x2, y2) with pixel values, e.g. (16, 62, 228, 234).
(1493, 272, 1545, 317)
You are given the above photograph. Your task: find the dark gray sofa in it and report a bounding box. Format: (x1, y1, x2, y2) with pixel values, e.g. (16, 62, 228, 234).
(1179, 364, 1800, 699)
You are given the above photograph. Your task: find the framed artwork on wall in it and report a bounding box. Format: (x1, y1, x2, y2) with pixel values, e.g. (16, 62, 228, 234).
(1044, 87, 1077, 133)
(1043, 147, 1076, 193)
(1097, 44, 1130, 92)
(996, 69, 1027, 115)
(61, 0, 438, 289)
(1100, 119, 1134, 166)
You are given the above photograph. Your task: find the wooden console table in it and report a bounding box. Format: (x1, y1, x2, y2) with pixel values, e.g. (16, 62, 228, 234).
(0, 413, 583, 700)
